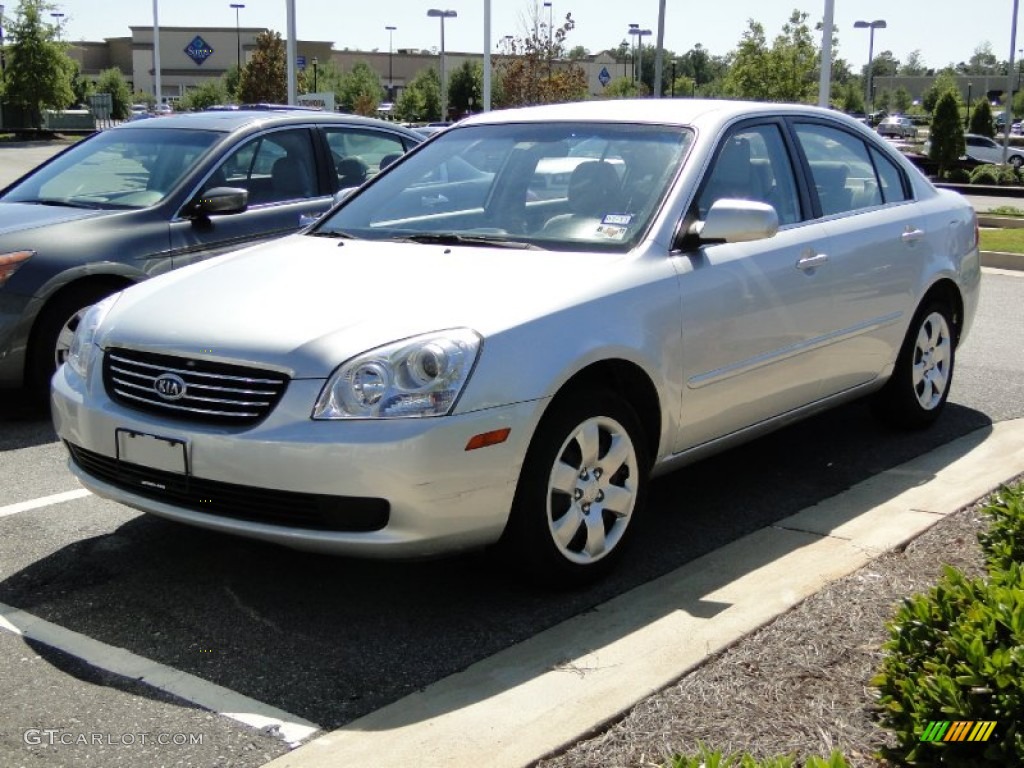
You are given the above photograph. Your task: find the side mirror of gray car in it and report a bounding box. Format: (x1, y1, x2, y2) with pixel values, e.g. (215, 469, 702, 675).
(189, 186, 248, 218)
(687, 199, 779, 245)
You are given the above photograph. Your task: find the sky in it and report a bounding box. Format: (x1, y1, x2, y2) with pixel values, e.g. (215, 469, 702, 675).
(11, 0, 1024, 71)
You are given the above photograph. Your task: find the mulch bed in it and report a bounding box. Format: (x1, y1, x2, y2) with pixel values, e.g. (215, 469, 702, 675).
(535, 483, 1018, 768)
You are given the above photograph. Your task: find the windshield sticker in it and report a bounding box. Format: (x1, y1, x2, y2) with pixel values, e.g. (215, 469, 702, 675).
(601, 213, 632, 226)
(594, 223, 629, 240)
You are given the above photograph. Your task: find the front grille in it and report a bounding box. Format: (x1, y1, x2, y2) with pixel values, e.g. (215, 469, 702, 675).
(67, 442, 390, 533)
(103, 348, 289, 426)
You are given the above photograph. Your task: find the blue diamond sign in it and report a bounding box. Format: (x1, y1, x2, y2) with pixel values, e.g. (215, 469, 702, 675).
(598, 66, 611, 87)
(185, 35, 214, 66)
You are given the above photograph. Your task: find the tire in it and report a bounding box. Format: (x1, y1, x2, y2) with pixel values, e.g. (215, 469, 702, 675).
(1011, 155, 1023, 169)
(26, 284, 119, 401)
(499, 390, 650, 586)
(872, 301, 956, 429)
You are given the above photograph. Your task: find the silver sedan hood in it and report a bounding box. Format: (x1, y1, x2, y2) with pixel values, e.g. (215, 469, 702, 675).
(99, 233, 623, 378)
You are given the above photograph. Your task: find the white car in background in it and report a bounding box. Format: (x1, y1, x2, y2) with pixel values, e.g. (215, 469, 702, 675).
(964, 133, 1024, 168)
(53, 99, 981, 584)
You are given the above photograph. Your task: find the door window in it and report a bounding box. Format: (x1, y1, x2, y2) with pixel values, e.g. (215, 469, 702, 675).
(696, 124, 802, 226)
(203, 128, 318, 205)
(323, 128, 409, 188)
(794, 123, 883, 216)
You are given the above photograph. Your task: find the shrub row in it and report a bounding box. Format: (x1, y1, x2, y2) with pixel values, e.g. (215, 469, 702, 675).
(872, 482, 1024, 767)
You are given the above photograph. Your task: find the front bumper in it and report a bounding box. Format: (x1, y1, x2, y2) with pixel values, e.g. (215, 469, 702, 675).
(52, 358, 546, 558)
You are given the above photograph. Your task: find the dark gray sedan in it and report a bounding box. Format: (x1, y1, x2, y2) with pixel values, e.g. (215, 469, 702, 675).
(0, 110, 421, 399)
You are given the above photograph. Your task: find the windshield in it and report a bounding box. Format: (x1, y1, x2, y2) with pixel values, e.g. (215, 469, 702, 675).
(3, 128, 222, 210)
(316, 122, 692, 251)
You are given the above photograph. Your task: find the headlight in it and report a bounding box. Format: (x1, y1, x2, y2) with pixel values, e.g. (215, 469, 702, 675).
(66, 293, 121, 379)
(313, 329, 481, 419)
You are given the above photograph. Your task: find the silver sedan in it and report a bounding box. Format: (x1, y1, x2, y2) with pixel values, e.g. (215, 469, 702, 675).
(52, 99, 981, 585)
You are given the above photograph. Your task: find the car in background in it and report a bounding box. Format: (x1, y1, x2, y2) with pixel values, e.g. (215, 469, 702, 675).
(0, 110, 421, 398)
(876, 116, 916, 140)
(52, 99, 980, 584)
(964, 133, 1024, 168)
(412, 121, 454, 138)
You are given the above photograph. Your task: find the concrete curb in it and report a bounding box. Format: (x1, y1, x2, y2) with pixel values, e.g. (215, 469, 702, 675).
(981, 250, 1024, 271)
(266, 419, 1024, 768)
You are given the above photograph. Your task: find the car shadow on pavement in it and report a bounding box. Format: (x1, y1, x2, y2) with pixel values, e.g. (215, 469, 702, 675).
(0, 400, 995, 734)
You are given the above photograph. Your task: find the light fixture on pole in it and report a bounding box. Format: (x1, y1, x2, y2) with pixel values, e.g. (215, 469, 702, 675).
(628, 23, 638, 83)
(386, 25, 396, 101)
(50, 11, 64, 41)
(229, 3, 244, 70)
(543, 1, 552, 46)
(311, 56, 318, 92)
(631, 27, 652, 88)
(426, 9, 457, 122)
(853, 19, 886, 115)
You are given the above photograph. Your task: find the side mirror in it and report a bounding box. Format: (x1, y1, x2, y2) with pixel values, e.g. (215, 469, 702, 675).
(688, 199, 779, 244)
(190, 186, 248, 218)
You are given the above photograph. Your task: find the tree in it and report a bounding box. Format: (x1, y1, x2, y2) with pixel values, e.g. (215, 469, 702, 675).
(723, 11, 820, 103)
(1, 0, 75, 129)
(567, 45, 588, 61)
(902, 49, 929, 76)
(603, 75, 645, 98)
(95, 67, 133, 119)
(448, 59, 482, 116)
(837, 81, 865, 114)
(238, 30, 287, 104)
(892, 86, 913, 115)
(930, 91, 965, 178)
(394, 67, 441, 122)
(922, 69, 959, 114)
(496, 11, 587, 107)
(177, 78, 229, 112)
(337, 61, 383, 115)
(970, 97, 995, 138)
(223, 65, 242, 102)
(866, 50, 899, 78)
(69, 59, 95, 107)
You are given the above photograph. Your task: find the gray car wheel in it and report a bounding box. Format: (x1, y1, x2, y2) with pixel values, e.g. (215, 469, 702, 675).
(500, 390, 649, 585)
(873, 301, 956, 429)
(1011, 155, 1023, 169)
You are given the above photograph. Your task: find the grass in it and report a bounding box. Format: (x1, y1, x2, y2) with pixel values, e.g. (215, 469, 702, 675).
(986, 205, 1024, 217)
(979, 227, 1024, 253)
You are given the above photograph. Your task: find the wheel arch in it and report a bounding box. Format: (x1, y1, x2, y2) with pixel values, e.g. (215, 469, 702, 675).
(542, 358, 662, 469)
(920, 277, 965, 347)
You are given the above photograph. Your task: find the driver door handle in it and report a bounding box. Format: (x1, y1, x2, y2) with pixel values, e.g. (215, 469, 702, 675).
(796, 251, 829, 271)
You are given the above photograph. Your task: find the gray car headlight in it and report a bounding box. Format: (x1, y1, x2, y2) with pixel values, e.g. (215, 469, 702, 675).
(66, 293, 121, 379)
(313, 329, 481, 419)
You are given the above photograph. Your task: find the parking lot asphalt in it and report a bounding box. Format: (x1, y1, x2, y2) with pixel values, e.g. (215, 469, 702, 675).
(266, 419, 1024, 768)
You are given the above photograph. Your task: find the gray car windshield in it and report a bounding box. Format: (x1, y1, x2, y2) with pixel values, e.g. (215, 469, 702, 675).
(316, 122, 692, 251)
(3, 128, 221, 210)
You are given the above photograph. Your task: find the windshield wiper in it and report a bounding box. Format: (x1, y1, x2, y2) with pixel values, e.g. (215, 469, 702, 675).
(392, 233, 539, 250)
(309, 229, 356, 239)
(14, 198, 105, 210)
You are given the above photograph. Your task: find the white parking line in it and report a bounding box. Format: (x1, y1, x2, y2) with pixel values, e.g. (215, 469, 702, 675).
(0, 602, 321, 746)
(0, 489, 91, 518)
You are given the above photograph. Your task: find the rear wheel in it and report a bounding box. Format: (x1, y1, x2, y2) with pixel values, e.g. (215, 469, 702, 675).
(1011, 155, 1023, 169)
(26, 283, 119, 401)
(500, 390, 649, 586)
(872, 301, 956, 429)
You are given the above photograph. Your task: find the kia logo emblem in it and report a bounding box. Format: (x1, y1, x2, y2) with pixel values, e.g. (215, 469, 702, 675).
(154, 373, 187, 401)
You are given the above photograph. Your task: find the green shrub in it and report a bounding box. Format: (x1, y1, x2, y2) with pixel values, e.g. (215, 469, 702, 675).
(997, 164, 1021, 185)
(945, 167, 971, 183)
(969, 164, 1002, 185)
(664, 746, 849, 767)
(873, 483, 1024, 766)
(979, 484, 1024, 573)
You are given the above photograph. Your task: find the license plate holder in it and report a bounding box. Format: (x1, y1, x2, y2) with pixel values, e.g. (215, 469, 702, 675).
(115, 429, 189, 476)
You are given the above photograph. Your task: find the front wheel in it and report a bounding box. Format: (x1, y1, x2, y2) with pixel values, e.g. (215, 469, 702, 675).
(499, 391, 650, 586)
(26, 284, 119, 401)
(872, 301, 956, 429)
(1010, 155, 1023, 169)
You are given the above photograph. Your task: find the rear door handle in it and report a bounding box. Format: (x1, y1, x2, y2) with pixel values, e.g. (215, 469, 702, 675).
(796, 252, 829, 271)
(901, 227, 925, 243)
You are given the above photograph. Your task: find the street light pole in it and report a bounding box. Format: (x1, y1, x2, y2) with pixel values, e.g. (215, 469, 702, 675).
(386, 25, 396, 102)
(631, 28, 651, 90)
(967, 82, 973, 129)
(426, 9, 457, 122)
(628, 23, 638, 83)
(0, 4, 7, 75)
(50, 11, 64, 41)
(229, 3, 244, 71)
(543, 1, 552, 46)
(854, 19, 886, 116)
(311, 56, 317, 92)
